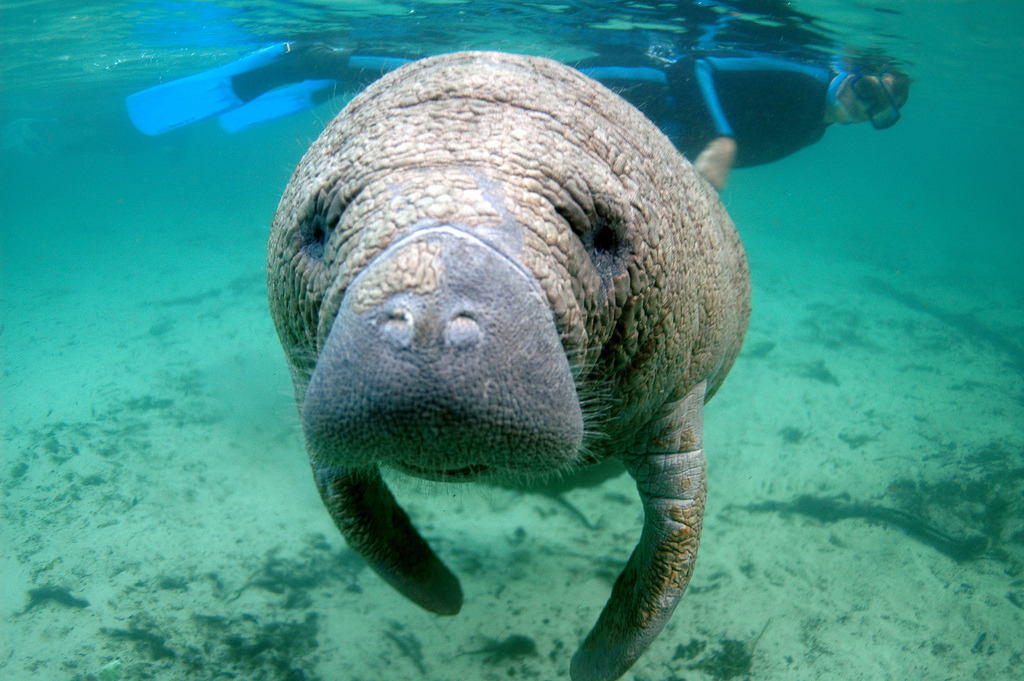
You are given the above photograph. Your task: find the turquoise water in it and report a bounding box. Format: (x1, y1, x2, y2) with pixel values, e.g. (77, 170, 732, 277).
(2, 2, 1022, 680)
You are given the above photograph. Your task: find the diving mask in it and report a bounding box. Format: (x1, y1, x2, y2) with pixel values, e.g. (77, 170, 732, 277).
(851, 74, 902, 129)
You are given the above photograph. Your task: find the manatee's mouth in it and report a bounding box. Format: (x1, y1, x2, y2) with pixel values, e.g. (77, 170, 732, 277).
(396, 461, 490, 481)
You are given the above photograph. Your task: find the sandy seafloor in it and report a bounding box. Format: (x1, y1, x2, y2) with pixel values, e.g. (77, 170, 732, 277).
(3, 24, 1024, 681)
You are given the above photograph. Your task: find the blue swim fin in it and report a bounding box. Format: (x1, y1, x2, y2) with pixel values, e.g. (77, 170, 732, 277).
(218, 79, 338, 133)
(126, 42, 291, 135)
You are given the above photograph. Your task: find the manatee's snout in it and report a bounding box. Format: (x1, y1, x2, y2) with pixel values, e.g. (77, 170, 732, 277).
(302, 226, 583, 480)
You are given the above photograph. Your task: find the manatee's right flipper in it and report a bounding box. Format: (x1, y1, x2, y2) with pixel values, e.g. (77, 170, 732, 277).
(313, 465, 463, 615)
(570, 381, 708, 681)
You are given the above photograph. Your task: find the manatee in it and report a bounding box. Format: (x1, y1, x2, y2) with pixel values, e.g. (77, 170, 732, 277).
(267, 51, 751, 681)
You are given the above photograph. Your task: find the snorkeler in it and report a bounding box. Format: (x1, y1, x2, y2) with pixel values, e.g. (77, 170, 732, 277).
(126, 41, 908, 190)
(577, 50, 909, 188)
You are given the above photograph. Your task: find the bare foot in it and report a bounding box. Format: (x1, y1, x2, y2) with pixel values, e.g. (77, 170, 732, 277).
(694, 136, 737, 191)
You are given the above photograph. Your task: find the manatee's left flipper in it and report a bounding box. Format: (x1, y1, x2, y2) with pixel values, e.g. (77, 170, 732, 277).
(571, 381, 708, 681)
(313, 464, 463, 615)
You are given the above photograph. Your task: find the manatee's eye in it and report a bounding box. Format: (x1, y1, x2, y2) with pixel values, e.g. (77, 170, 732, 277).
(558, 201, 630, 290)
(587, 213, 628, 273)
(300, 215, 328, 260)
(299, 183, 352, 261)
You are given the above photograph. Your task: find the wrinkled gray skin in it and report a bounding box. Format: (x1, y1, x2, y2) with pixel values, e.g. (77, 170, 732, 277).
(268, 52, 750, 681)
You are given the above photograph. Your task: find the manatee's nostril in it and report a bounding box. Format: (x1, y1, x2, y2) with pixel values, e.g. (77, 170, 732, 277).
(444, 313, 481, 348)
(380, 308, 414, 348)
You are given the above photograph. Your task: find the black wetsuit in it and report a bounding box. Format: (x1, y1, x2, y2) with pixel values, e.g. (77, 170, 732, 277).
(578, 54, 832, 167)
